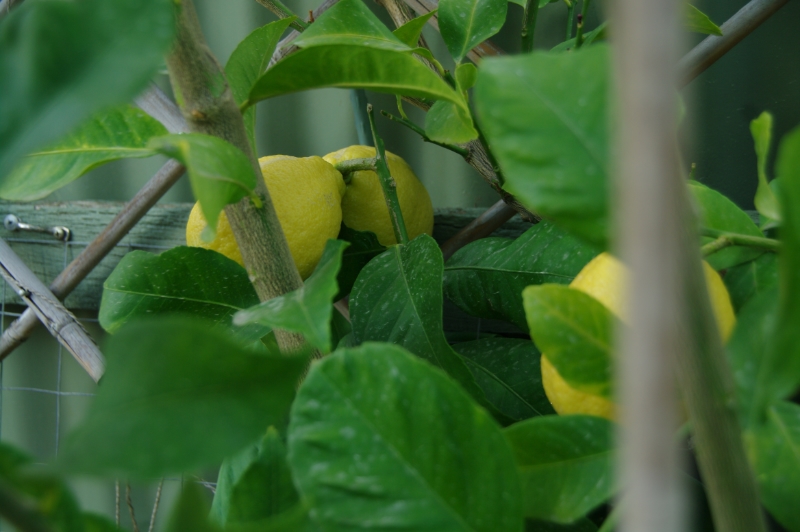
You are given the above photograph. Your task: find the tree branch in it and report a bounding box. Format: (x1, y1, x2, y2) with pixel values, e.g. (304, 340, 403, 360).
(166, 0, 306, 353)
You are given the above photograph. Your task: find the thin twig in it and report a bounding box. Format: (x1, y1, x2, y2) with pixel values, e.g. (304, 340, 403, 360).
(678, 0, 789, 87)
(126, 483, 140, 532)
(334, 158, 377, 175)
(115, 480, 120, 529)
(253, 0, 308, 30)
(521, 0, 540, 52)
(565, 0, 575, 41)
(0, 85, 186, 365)
(574, 0, 592, 48)
(350, 90, 373, 146)
(367, 105, 409, 244)
(147, 479, 164, 532)
(381, 111, 469, 157)
(701, 227, 780, 252)
(441, 200, 517, 261)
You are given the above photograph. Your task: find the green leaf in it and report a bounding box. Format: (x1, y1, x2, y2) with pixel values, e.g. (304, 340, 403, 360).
(774, 126, 800, 402)
(99, 247, 260, 340)
(293, 0, 412, 52)
(506, 415, 615, 523)
(393, 10, 438, 47)
(0, 105, 166, 201)
(689, 181, 765, 269)
(454, 338, 556, 422)
(59, 316, 306, 478)
(85, 513, 126, 532)
(475, 46, 610, 246)
(522, 285, 613, 397)
(439, 0, 508, 63)
(148, 134, 257, 240)
(234, 240, 348, 353)
(249, 45, 463, 110)
(336, 225, 386, 299)
(424, 100, 479, 143)
(456, 62, 479, 91)
(726, 287, 779, 428)
(751, 112, 781, 224)
(723, 252, 778, 312)
(166, 483, 221, 532)
(288, 343, 523, 532)
(350, 234, 503, 418)
(747, 401, 800, 532)
(0, 0, 174, 178)
(685, 4, 723, 36)
(444, 221, 598, 332)
(226, 18, 296, 150)
(211, 428, 300, 526)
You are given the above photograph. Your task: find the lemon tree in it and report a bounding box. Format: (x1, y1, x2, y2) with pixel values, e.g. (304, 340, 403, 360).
(4, 0, 800, 531)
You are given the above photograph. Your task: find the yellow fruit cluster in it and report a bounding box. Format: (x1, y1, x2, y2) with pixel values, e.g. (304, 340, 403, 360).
(185, 146, 434, 279)
(538, 252, 736, 421)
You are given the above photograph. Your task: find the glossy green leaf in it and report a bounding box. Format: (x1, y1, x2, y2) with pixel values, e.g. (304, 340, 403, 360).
(475, 46, 610, 246)
(444, 221, 598, 332)
(99, 247, 261, 341)
(454, 337, 556, 422)
(149, 134, 257, 240)
(211, 428, 300, 526)
(393, 10, 438, 47)
(506, 415, 614, 523)
(0, 0, 173, 178)
(774, 126, 800, 402)
(0, 105, 166, 201)
(690, 181, 765, 269)
(747, 401, 800, 532)
(234, 240, 347, 353)
(288, 343, 524, 532)
(685, 4, 722, 36)
(226, 18, 296, 150)
(726, 287, 779, 428)
(293, 0, 412, 52)
(336, 225, 386, 299)
(523, 285, 613, 397)
(249, 45, 463, 110)
(167, 483, 221, 532)
(424, 100, 479, 143)
(224, 505, 318, 532)
(439, 0, 507, 63)
(59, 316, 306, 478)
(351, 234, 502, 417)
(751, 112, 781, 224)
(723, 252, 778, 312)
(456, 62, 479, 91)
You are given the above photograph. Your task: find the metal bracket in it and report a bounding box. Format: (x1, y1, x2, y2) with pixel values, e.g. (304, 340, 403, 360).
(4, 214, 71, 241)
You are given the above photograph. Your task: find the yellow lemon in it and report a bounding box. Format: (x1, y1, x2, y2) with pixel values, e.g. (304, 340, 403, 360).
(186, 155, 345, 279)
(323, 146, 434, 246)
(540, 252, 736, 420)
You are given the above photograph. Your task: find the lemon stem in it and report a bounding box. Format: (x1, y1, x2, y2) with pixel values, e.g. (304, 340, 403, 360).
(701, 227, 779, 254)
(333, 158, 376, 181)
(367, 104, 410, 245)
(521, 0, 540, 52)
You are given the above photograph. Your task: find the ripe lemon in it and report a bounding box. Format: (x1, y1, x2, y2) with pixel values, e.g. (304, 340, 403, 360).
(540, 252, 736, 420)
(186, 155, 345, 279)
(323, 146, 434, 246)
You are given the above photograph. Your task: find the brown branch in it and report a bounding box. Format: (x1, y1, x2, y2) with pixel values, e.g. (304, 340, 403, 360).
(166, 0, 306, 353)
